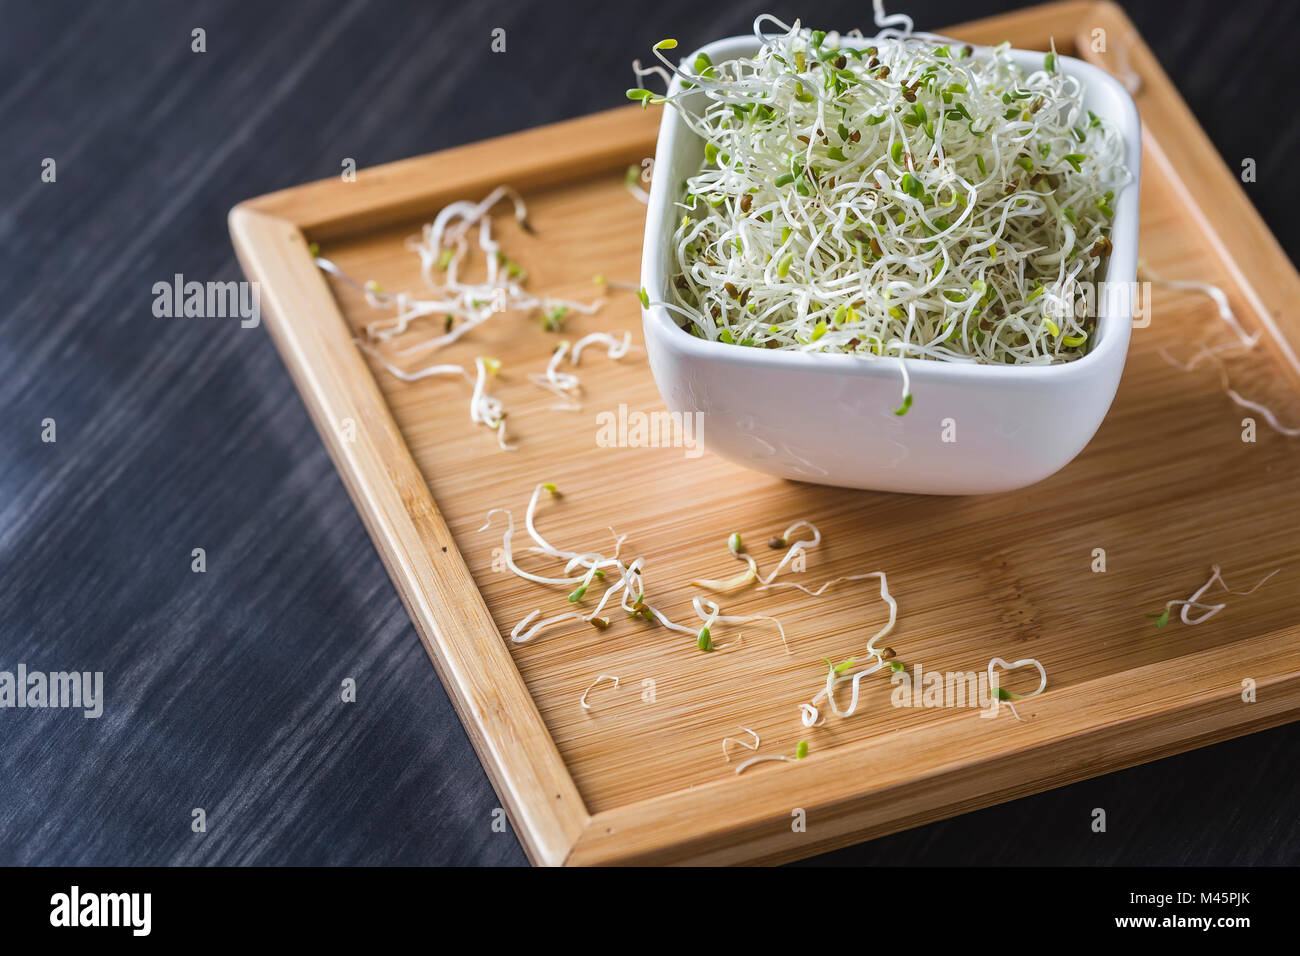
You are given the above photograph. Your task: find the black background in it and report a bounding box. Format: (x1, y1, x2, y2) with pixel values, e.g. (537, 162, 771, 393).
(0, 0, 1296, 866)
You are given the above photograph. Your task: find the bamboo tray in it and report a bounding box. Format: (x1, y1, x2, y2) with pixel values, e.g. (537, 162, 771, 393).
(230, 1, 1300, 865)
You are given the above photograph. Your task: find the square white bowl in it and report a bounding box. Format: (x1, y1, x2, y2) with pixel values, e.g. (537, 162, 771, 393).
(639, 36, 1142, 494)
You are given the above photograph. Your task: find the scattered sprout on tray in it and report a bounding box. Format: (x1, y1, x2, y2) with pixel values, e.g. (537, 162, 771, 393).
(721, 726, 761, 761)
(1144, 263, 1300, 437)
(480, 483, 787, 649)
(734, 739, 808, 774)
(986, 656, 1047, 721)
(1147, 565, 1281, 629)
(351, 342, 512, 448)
(315, 186, 640, 448)
(579, 674, 620, 710)
(528, 331, 634, 411)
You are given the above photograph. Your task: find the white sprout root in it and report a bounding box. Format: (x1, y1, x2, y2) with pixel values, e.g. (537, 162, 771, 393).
(733, 754, 792, 774)
(690, 533, 759, 591)
(624, 165, 651, 204)
(528, 331, 635, 410)
(986, 656, 1047, 722)
(734, 739, 809, 773)
(692, 597, 788, 654)
(1143, 266, 1300, 437)
(721, 726, 761, 761)
(693, 520, 824, 592)
(755, 570, 900, 727)
(352, 343, 512, 448)
(1149, 565, 1282, 629)
(580, 674, 620, 710)
(636, 8, 1128, 380)
(471, 357, 513, 450)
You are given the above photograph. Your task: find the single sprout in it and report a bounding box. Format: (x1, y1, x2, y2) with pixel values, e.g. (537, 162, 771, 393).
(756, 520, 822, 586)
(986, 657, 1047, 721)
(471, 357, 513, 450)
(529, 331, 635, 410)
(352, 343, 514, 449)
(722, 726, 761, 761)
(691, 531, 759, 591)
(734, 739, 810, 774)
(1148, 565, 1280, 628)
(1144, 264, 1300, 437)
(624, 165, 650, 205)
(773, 571, 899, 726)
(691, 597, 789, 654)
(579, 674, 619, 710)
(733, 754, 792, 774)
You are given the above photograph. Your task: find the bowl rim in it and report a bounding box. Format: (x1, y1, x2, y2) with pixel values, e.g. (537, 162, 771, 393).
(639, 34, 1143, 386)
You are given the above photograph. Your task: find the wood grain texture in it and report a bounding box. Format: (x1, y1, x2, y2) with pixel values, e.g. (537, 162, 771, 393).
(231, 2, 1300, 864)
(2, 0, 1299, 867)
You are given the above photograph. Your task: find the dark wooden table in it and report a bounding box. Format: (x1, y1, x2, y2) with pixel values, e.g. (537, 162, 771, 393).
(1, 0, 1296, 866)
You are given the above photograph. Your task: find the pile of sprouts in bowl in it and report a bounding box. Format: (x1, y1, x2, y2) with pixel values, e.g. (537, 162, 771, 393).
(630, 8, 1129, 370)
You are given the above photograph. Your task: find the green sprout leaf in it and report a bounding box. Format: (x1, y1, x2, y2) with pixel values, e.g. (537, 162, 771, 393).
(1146, 608, 1172, 628)
(697, 627, 713, 652)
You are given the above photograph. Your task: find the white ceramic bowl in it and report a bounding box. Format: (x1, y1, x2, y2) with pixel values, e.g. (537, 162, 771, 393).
(640, 36, 1142, 494)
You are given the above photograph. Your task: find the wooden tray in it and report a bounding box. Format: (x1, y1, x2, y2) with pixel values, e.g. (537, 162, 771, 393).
(230, 0, 1300, 865)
